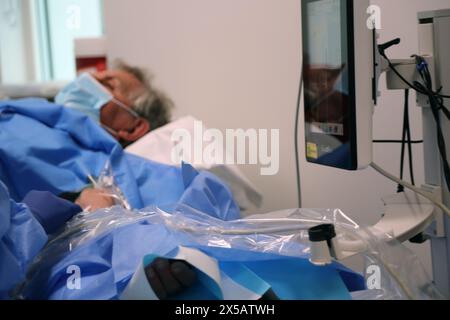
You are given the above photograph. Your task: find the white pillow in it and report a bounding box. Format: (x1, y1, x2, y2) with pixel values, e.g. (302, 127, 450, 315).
(126, 116, 262, 212)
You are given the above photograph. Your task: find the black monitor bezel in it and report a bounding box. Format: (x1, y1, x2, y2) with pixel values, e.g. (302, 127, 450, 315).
(301, 0, 358, 170)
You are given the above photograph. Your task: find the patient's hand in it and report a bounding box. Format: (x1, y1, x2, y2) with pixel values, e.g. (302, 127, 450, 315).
(144, 258, 197, 300)
(75, 188, 116, 211)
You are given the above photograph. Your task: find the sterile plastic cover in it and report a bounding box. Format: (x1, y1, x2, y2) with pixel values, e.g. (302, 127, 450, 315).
(14, 203, 444, 300)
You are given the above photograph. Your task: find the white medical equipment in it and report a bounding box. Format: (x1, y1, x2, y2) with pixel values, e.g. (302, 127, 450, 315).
(300, 1, 450, 297)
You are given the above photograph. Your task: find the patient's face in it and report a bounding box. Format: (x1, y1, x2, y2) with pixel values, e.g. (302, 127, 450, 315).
(93, 69, 145, 138)
(93, 70, 144, 103)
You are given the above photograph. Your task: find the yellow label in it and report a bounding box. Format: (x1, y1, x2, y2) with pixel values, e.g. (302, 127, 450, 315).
(307, 142, 318, 159)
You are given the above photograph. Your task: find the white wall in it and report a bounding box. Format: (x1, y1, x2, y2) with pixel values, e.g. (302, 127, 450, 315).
(104, 0, 450, 277)
(104, 0, 302, 214)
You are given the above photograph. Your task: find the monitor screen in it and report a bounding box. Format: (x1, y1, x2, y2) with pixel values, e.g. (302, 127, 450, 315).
(302, 0, 357, 170)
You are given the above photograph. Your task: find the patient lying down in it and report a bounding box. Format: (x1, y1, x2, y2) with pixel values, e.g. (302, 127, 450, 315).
(56, 59, 173, 148)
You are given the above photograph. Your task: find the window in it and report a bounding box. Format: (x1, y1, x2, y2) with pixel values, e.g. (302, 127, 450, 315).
(41, 0, 104, 81)
(0, 0, 103, 84)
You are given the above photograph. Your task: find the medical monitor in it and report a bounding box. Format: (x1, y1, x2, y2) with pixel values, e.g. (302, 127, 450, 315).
(301, 0, 373, 170)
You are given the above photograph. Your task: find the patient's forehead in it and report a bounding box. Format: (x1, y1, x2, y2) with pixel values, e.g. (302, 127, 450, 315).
(95, 69, 144, 92)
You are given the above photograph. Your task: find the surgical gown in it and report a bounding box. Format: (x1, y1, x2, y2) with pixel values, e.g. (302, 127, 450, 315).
(0, 98, 240, 221)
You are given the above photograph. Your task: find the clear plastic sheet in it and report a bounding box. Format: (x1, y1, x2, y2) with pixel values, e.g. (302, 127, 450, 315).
(16, 203, 445, 300)
(169, 205, 445, 300)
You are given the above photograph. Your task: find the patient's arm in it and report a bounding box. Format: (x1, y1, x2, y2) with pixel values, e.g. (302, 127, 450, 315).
(75, 188, 116, 211)
(144, 258, 197, 300)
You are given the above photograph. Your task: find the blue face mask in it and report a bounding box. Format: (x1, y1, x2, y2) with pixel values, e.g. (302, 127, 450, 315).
(55, 73, 113, 122)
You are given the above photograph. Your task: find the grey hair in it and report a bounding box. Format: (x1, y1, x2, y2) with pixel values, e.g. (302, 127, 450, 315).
(113, 59, 173, 131)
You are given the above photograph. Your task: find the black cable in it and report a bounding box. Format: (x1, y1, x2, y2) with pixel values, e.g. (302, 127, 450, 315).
(382, 52, 450, 100)
(406, 58, 450, 193)
(294, 67, 304, 208)
(405, 89, 416, 186)
(415, 79, 450, 193)
(398, 90, 408, 193)
(382, 53, 424, 92)
(371, 65, 418, 191)
(381, 52, 450, 192)
(397, 90, 416, 192)
(440, 105, 450, 120)
(385, 53, 450, 111)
